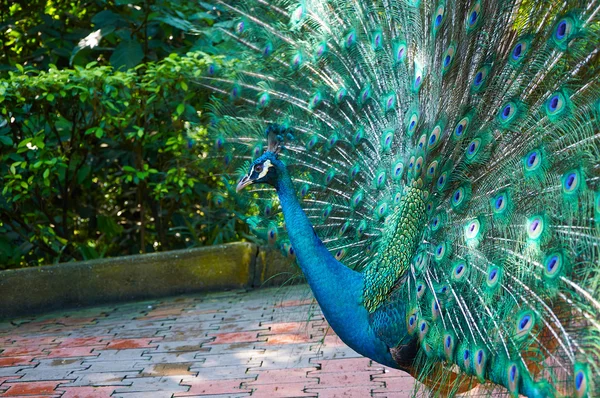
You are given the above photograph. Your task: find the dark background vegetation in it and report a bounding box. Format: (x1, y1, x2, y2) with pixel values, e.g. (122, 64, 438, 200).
(0, 0, 250, 268)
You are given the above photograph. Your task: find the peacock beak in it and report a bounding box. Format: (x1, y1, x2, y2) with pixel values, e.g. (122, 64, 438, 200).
(236, 175, 253, 192)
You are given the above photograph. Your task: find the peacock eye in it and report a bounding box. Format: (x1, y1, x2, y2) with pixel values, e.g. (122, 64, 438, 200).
(255, 164, 263, 173)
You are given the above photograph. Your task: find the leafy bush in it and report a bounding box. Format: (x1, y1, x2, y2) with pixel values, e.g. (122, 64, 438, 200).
(0, 0, 230, 73)
(0, 52, 249, 269)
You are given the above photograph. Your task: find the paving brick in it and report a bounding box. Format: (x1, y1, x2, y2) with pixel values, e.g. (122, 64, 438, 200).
(139, 351, 206, 364)
(176, 378, 251, 397)
(305, 385, 376, 397)
(87, 349, 150, 362)
(15, 359, 86, 382)
(0, 346, 52, 357)
(113, 392, 175, 398)
(60, 372, 137, 387)
(246, 382, 317, 398)
(139, 362, 195, 377)
(174, 394, 250, 398)
(151, 339, 213, 353)
(2, 380, 68, 396)
(371, 373, 416, 394)
(43, 346, 102, 359)
(0, 376, 21, 393)
(310, 371, 383, 387)
(104, 338, 160, 350)
(208, 332, 265, 345)
(55, 337, 109, 348)
(113, 377, 190, 393)
(198, 353, 262, 367)
(0, 356, 38, 367)
(311, 358, 375, 373)
(57, 386, 116, 398)
(190, 365, 255, 381)
(208, 321, 267, 333)
(195, 342, 259, 357)
(80, 360, 144, 373)
(246, 368, 316, 385)
(0, 366, 35, 377)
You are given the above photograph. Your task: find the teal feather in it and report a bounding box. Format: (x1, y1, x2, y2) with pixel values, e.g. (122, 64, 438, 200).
(205, 0, 600, 396)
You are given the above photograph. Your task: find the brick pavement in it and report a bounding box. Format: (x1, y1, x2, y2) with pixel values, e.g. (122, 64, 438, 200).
(0, 285, 502, 397)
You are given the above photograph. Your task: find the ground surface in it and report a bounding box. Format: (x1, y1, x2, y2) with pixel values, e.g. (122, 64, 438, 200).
(0, 285, 419, 397)
(0, 285, 505, 397)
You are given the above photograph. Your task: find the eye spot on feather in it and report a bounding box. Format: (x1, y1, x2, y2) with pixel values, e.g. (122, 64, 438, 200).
(406, 111, 419, 135)
(230, 85, 241, 100)
(486, 265, 501, 290)
(509, 38, 530, 65)
(235, 21, 245, 34)
(562, 169, 583, 195)
(345, 30, 357, 48)
(523, 149, 542, 173)
(465, 1, 482, 32)
(471, 65, 490, 92)
(416, 282, 425, 299)
(414, 157, 423, 174)
(515, 311, 535, 341)
(454, 116, 470, 139)
(290, 5, 305, 25)
(464, 218, 481, 242)
(263, 42, 273, 57)
(441, 44, 455, 74)
(451, 186, 467, 209)
(452, 261, 467, 281)
(553, 17, 576, 49)
(335, 87, 347, 103)
(436, 172, 448, 191)
(314, 42, 327, 59)
(394, 42, 407, 64)
(527, 216, 545, 240)
(431, 298, 440, 319)
(574, 365, 589, 398)
(407, 312, 418, 334)
(322, 205, 332, 219)
(433, 5, 445, 34)
(258, 92, 270, 108)
(351, 191, 363, 208)
(335, 248, 346, 260)
(428, 125, 442, 150)
(505, 363, 519, 394)
(418, 320, 428, 340)
(465, 138, 482, 161)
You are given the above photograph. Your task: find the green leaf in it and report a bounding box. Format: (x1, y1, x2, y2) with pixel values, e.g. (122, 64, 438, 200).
(181, 81, 188, 91)
(176, 103, 185, 116)
(110, 40, 144, 70)
(0, 135, 13, 146)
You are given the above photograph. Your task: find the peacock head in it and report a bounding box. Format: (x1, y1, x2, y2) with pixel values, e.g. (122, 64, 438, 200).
(236, 124, 292, 192)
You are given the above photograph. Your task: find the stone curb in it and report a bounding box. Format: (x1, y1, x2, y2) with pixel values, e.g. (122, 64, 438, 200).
(0, 242, 300, 319)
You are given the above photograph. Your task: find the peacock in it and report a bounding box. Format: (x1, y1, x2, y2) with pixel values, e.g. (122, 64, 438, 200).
(203, 0, 600, 396)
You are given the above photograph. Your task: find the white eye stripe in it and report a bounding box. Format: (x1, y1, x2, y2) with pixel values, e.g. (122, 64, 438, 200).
(256, 159, 272, 179)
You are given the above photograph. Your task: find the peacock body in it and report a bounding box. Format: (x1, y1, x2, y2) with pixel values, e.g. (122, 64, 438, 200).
(204, 0, 600, 396)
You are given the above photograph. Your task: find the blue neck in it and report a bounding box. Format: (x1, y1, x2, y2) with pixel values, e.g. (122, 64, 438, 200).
(273, 162, 396, 368)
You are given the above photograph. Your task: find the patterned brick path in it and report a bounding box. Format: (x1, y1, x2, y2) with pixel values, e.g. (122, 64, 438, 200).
(0, 285, 498, 397)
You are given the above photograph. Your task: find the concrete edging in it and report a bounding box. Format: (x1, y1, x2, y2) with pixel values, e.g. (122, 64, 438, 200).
(0, 242, 299, 320)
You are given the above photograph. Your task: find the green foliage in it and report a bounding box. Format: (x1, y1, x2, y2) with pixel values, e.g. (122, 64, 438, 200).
(0, 52, 248, 268)
(0, 0, 230, 73)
